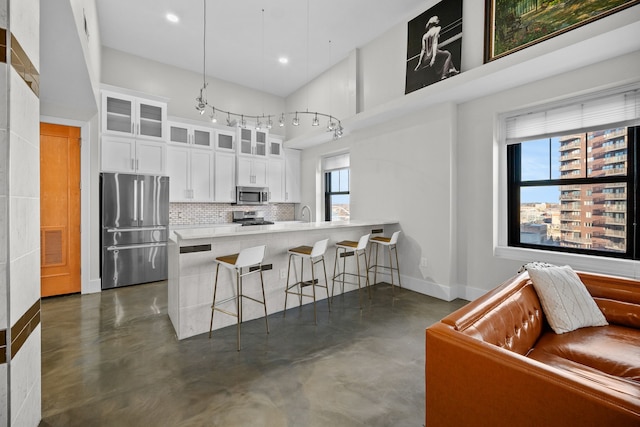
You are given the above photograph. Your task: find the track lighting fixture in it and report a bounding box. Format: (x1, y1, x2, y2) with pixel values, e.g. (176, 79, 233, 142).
(193, 1, 344, 139)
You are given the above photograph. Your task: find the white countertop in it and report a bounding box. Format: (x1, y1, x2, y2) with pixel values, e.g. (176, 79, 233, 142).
(172, 220, 398, 242)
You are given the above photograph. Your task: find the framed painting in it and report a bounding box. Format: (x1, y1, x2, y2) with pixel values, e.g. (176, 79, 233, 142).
(405, 0, 463, 95)
(485, 0, 640, 62)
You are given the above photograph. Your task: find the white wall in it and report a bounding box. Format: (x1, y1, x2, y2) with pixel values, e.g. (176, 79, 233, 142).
(457, 51, 640, 295)
(284, 55, 354, 140)
(96, 1, 640, 299)
(69, 0, 101, 102)
(300, 104, 459, 298)
(101, 47, 286, 137)
(289, 1, 640, 299)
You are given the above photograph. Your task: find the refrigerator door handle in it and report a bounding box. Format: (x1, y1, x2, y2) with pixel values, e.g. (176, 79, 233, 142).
(105, 226, 167, 233)
(106, 242, 166, 251)
(140, 180, 145, 221)
(133, 179, 138, 221)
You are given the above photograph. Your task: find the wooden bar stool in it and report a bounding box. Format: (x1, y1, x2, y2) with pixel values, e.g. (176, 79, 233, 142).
(332, 234, 371, 308)
(283, 238, 330, 324)
(368, 231, 402, 295)
(209, 245, 269, 351)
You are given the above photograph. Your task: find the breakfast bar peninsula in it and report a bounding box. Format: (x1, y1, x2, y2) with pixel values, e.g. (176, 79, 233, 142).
(168, 220, 400, 339)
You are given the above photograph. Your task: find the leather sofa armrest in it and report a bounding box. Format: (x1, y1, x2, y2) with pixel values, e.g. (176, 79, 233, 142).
(425, 322, 640, 427)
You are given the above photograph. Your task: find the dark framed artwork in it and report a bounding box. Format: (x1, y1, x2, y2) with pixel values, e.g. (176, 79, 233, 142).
(405, 0, 463, 95)
(485, 0, 640, 62)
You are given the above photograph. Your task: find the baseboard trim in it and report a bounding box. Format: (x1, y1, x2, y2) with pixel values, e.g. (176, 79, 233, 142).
(83, 278, 102, 294)
(398, 275, 487, 302)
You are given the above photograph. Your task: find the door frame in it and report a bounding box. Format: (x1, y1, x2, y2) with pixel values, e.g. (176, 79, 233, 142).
(40, 116, 99, 294)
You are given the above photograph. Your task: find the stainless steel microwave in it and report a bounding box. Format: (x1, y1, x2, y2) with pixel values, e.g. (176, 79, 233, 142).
(235, 186, 269, 205)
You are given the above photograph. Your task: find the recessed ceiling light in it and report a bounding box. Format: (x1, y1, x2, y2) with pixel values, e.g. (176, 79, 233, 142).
(278, 57, 289, 65)
(166, 13, 179, 23)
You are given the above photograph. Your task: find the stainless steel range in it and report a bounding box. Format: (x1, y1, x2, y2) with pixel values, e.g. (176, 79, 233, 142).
(232, 210, 274, 226)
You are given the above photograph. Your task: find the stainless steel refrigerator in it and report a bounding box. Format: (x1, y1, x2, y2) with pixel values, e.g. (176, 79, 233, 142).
(100, 173, 169, 290)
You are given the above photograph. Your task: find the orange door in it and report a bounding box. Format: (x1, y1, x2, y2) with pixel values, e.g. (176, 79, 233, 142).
(40, 123, 81, 297)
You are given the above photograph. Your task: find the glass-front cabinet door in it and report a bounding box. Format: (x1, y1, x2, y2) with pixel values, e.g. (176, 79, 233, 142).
(239, 128, 253, 155)
(137, 99, 165, 140)
(215, 130, 235, 152)
(269, 137, 283, 158)
(192, 126, 213, 148)
(237, 127, 268, 157)
(169, 123, 189, 144)
(101, 90, 167, 141)
(103, 93, 135, 136)
(255, 130, 267, 157)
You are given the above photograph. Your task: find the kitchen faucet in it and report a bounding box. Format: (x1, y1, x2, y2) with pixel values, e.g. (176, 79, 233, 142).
(300, 205, 311, 223)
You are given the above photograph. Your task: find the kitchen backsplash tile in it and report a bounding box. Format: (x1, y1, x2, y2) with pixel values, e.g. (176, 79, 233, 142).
(169, 203, 295, 225)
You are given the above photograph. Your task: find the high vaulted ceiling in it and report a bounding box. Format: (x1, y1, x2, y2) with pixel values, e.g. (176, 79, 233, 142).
(96, 0, 428, 98)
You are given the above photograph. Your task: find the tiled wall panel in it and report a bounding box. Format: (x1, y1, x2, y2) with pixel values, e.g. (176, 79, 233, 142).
(8, 0, 39, 71)
(0, 364, 6, 426)
(9, 327, 41, 427)
(3, 0, 42, 425)
(0, 0, 9, 420)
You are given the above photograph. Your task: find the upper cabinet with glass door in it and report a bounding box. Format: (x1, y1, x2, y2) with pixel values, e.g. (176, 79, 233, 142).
(101, 89, 168, 142)
(215, 129, 236, 152)
(237, 127, 268, 158)
(269, 136, 284, 158)
(168, 121, 214, 148)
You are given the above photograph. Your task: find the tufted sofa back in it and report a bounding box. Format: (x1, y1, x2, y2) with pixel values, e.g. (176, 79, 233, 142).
(441, 273, 545, 355)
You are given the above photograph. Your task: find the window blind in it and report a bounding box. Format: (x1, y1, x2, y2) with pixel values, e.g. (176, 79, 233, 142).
(324, 153, 350, 171)
(505, 87, 640, 144)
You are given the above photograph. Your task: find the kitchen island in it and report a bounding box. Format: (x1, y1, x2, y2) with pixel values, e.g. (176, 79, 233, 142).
(168, 220, 399, 339)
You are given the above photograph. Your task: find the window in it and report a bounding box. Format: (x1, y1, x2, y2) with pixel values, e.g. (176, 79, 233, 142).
(508, 126, 638, 259)
(325, 168, 350, 221)
(504, 86, 640, 260)
(323, 153, 350, 221)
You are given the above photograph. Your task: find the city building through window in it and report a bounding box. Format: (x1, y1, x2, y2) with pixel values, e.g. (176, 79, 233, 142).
(504, 86, 639, 260)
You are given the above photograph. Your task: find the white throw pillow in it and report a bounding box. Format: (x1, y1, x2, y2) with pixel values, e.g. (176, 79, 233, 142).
(525, 264, 608, 334)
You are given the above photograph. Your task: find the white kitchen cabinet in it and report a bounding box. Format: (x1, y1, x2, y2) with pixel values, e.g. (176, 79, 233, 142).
(237, 157, 268, 187)
(237, 127, 268, 158)
(284, 148, 301, 203)
(269, 136, 284, 158)
(166, 145, 214, 202)
(101, 90, 167, 141)
(101, 136, 166, 175)
(168, 121, 214, 148)
(215, 129, 236, 152)
(214, 152, 236, 202)
(268, 158, 285, 202)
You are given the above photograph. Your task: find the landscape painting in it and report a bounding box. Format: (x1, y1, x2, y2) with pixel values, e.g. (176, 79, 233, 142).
(485, 0, 640, 61)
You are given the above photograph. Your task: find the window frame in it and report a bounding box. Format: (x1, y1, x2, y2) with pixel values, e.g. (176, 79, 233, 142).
(506, 126, 637, 260)
(324, 167, 350, 222)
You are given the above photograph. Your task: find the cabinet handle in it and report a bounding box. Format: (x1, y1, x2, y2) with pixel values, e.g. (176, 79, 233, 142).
(136, 159, 140, 170)
(131, 123, 134, 134)
(131, 159, 135, 170)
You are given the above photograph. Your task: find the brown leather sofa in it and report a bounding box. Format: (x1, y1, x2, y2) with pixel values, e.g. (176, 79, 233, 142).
(425, 271, 640, 427)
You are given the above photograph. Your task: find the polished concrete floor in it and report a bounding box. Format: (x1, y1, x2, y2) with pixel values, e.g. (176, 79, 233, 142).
(39, 281, 468, 427)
